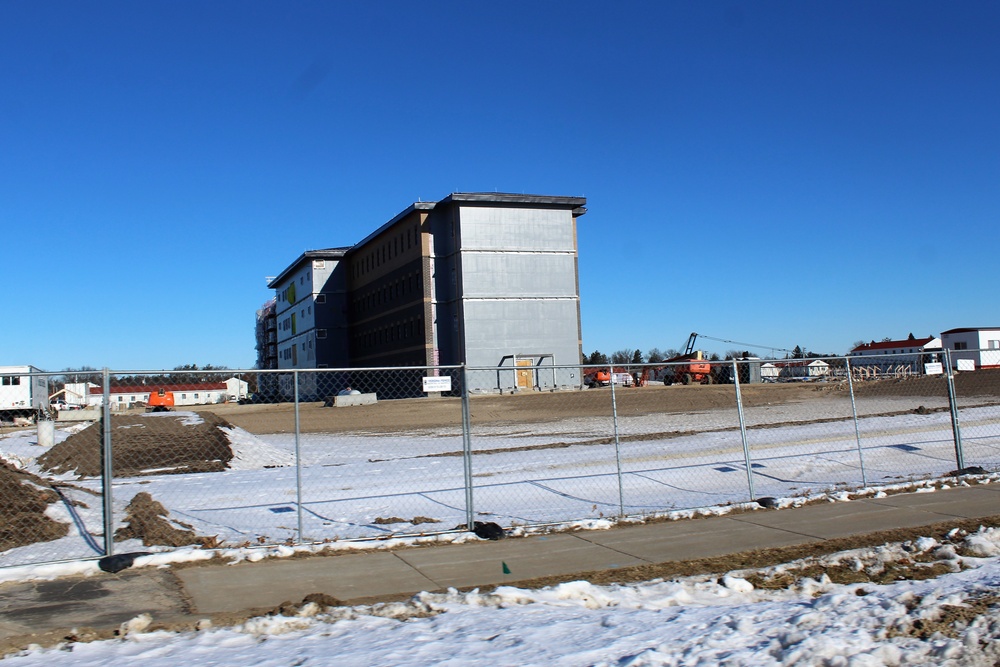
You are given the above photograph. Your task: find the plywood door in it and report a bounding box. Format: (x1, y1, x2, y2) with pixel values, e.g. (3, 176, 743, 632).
(516, 360, 533, 389)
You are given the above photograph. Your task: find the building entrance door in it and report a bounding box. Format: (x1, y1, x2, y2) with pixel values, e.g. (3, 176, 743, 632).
(516, 359, 533, 390)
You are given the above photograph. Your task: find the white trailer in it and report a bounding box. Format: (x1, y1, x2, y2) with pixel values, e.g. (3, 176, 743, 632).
(0, 365, 48, 421)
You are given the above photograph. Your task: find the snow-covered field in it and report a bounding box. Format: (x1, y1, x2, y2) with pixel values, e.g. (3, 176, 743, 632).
(2, 398, 999, 568)
(4, 524, 1000, 665)
(2, 399, 1000, 664)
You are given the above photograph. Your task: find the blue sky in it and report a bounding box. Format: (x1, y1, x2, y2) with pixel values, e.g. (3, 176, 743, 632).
(2, 2, 997, 370)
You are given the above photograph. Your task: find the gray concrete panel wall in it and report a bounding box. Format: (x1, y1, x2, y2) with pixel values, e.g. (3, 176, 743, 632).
(462, 299, 581, 370)
(459, 207, 575, 251)
(460, 253, 577, 298)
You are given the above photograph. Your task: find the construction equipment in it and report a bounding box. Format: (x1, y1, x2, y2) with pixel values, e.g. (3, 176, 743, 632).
(146, 389, 175, 412)
(662, 333, 714, 385)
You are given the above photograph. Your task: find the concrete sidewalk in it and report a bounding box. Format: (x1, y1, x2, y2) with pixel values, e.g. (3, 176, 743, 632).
(3, 484, 1000, 646)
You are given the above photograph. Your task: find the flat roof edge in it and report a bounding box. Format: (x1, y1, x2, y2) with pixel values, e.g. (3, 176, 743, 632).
(441, 192, 587, 208)
(268, 247, 351, 288)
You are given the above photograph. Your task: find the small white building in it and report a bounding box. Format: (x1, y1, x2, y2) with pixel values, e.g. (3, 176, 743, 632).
(773, 360, 830, 379)
(225, 377, 249, 401)
(62, 382, 98, 407)
(941, 328, 1000, 369)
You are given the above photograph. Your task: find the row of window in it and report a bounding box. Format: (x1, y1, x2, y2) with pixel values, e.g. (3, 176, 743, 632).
(354, 316, 424, 350)
(278, 270, 313, 304)
(1, 376, 21, 386)
(353, 224, 420, 278)
(115, 393, 211, 402)
(351, 272, 420, 317)
(280, 337, 316, 361)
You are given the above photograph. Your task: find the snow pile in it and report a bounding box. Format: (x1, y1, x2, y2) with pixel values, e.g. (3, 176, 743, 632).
(220, 426, 294, 469)
(5, 530, 1000, 665)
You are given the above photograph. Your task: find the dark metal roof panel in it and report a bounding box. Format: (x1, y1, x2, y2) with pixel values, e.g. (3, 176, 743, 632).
(268, 247, 351, 288)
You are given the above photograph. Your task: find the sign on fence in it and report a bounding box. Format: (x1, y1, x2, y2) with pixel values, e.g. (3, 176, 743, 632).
(422, 375, 452, 393)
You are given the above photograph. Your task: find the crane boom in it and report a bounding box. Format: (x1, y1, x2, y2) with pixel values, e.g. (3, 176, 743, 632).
(690, 333, 795, 356)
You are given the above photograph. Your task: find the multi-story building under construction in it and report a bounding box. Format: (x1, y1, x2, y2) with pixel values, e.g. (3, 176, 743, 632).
(261, 192, 587, 393)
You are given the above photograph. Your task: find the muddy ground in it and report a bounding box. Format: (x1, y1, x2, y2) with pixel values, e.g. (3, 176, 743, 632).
(0, 461, 69, 552)
(38, 412, 236, 478)
(1, 413, 239, 551)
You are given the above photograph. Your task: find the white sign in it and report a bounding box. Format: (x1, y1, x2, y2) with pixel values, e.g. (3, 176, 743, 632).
(956, 359, 976, 372)
(422, 376, 452, 393)
(924, 362, 943, 376)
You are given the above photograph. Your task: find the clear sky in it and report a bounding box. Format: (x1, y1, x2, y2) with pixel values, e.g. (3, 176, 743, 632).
(2, 1, 997, 371)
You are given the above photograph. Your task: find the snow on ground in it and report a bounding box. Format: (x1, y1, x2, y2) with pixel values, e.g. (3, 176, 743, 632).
(1, 401, 1000, 567)
(4, 526, 1000, 665)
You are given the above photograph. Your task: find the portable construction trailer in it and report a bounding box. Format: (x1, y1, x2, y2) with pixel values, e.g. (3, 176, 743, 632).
(0, 365, 48, 422)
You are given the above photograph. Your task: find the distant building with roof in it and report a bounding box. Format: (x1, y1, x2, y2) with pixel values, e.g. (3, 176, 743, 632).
(85, 379, 248, 410)
(848, 335, 942, 377)
(940, 328, 1000, 369)
(264, 193, 587, 395)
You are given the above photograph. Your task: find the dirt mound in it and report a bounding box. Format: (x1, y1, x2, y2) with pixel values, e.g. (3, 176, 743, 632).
(114, 491, 216, 548)
(38, 412, 236, 479)
(0, 461, 69, 551)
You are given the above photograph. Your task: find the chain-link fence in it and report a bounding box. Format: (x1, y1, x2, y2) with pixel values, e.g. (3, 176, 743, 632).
(2, 352, 998, 568)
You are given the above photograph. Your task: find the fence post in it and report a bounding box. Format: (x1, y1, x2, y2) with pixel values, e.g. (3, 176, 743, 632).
(460, 365, 475, 529)
(732, 359, 756, 501)
(943, 349, 965, 470)
(101, 368, 114, 556)
(844, 357, 868, 487)
(608, 364, 625, 517)
(293, 370, 304, 543)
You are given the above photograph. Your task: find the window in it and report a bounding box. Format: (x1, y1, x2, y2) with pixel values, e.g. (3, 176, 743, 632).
(194, 393, 200, 399)
(317, 294, 326, 304)
(955, 342, 968, 350)
(989, 340, 1000, 349)
(317, 329, 327, 339)
(314, 259, 325, 269)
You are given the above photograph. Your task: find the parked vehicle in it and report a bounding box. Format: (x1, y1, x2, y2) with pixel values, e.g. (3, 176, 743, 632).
(146, 389, 175, 412)
(662, 333, 714, 386)
(584, 370, 634, 388)
(584, 370, 611, 387)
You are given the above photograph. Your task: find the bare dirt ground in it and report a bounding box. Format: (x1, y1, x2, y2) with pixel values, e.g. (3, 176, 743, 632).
(0, 461, 69, 551)
(38, 412, 237, 478)
(194, 368, 1000, 436)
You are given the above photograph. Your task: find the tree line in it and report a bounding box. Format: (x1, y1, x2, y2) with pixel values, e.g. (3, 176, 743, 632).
(582, 344, 839, 366)
(55, 364, 238, 389)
